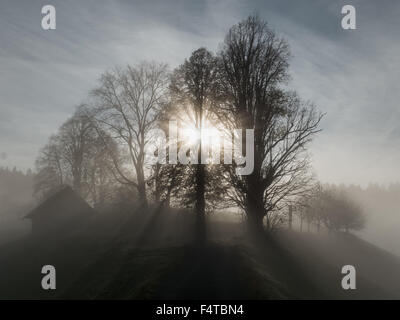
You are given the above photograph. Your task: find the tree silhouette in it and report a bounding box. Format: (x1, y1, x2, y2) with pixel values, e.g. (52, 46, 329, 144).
(34, 106, 117, 206)
(90, 62, 169, 208)
(169, 48, 223, 243)
(218, 16, 323, 233)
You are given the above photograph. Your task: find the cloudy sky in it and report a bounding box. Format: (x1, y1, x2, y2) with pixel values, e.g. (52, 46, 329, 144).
(0, 0, 399, 186)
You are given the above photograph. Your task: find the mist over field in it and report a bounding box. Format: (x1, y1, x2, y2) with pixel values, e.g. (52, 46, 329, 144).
(2, 173, 400, 257)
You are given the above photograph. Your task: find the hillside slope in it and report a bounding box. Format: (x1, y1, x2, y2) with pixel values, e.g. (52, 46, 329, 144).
(0, 206, 399, 299)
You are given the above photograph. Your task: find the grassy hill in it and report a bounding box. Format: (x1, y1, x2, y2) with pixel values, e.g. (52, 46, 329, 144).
(0, 205, 399, 300)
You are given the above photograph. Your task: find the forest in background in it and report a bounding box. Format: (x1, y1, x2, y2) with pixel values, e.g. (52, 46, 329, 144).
(0, 167, 33, 243)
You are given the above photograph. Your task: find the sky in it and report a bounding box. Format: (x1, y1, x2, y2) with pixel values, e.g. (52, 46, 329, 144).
(0, 0, 399, 187)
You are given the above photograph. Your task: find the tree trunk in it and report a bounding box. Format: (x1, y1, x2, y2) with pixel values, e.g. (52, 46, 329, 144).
(246, 211, 264, 235)
(242, 124, 266, 235)
(194, 107, 206, 244)
(288, 205, 293, 230)
(165, 192, 171, 208)
(245, 189, 265, 235)
(72, 170, 82, 196)
(137, 168, 148, 208)
(195, 163, 206, 244)
(154, 164, 161, 203)
(244, 165, 265, 235)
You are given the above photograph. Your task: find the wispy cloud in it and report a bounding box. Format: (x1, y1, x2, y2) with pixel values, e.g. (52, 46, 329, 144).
(0, 0, 399, 186)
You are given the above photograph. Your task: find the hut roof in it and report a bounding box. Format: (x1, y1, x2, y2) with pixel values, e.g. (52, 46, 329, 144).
(25, 186, 95, 219)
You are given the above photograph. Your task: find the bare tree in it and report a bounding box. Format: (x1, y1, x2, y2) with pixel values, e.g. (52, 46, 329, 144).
(302, 183, 324, 232)
(57, 106, 98, 196)
(34, 106, 117, 207)
(169, 48, 223, 243)
(218, 16, 323, 233)
(84, 132, 119, 208)
(90, 62, 169, 207)
(320, 188, 366, 233)
(34, 134, 65, 199)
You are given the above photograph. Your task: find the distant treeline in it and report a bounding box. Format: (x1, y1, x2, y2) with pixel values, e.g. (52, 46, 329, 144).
(1, 164, 400, 234)
(293, 182, 400, 233)
(0, 167, 34, 221)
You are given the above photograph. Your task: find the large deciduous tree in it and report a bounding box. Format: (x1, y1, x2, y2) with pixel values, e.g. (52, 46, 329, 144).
(34, 106, 116, 206)
(34, 134, 65, 199)
(90, 62, 169, 207)
(219, 16, 323, 233)
(169, 48, 223, 243)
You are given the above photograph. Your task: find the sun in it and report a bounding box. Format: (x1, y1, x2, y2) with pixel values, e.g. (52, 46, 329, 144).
(174, 107, 232, 164)
(180, 125, 200, 146)
(178, 116, 219, 150)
